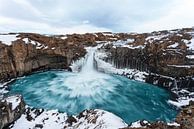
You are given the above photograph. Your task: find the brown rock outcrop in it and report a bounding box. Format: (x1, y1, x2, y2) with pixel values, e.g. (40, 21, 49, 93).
(98, 28, 194, 91)
(0, 95, 25, 129)
(0, 33, 86, 82)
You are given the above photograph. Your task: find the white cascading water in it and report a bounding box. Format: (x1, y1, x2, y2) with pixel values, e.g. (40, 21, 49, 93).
(61, 47, 116, 97)
(80, 47, 97, 73)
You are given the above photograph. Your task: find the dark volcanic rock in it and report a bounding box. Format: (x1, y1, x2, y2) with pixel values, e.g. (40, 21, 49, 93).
(0, 95, 25, 129)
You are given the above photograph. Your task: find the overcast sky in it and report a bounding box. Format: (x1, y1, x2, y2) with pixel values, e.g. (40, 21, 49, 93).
(0, 0, 194, 34)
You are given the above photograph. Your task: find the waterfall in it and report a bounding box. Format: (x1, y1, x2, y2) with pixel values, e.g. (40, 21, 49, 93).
(70, 47, 97, 73)
(61, 46, 116, 97)
(80, 47, 97, 73)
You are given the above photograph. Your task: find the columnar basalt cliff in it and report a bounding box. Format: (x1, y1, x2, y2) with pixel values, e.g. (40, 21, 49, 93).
(97, 28, 194, 92)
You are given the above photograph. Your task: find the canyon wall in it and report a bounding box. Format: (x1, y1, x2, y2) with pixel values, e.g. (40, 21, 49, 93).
(0, 33, 86, 82)
(98, 28, 194, 92)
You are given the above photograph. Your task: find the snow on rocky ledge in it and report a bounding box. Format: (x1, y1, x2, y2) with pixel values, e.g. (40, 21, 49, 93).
(0, 34, 19, 45)
(4, 95, 22, 110)
(10, 108, 127, 129)
(70, 109, 127, 129)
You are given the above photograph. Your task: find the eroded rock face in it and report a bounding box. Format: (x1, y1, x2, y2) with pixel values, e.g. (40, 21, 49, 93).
(0, 33, 86, 82)
(97, 28, 194, 91)
(0, 95, 25, 129)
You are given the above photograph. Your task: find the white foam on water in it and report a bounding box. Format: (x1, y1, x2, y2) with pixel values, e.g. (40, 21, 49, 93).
(49, 47, 118, 98)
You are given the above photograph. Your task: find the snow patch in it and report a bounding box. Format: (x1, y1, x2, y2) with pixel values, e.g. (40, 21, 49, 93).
(11, 109, 67, 129)
(11, 108, 127, 129)
(187, 38, 194, 50)
(0, 34, 19, 45)
(167, 122, 180, 126)
(183, 37, 194, 50)
(130, 120, 149, 128)
(146, 34, 169, 42)
(102, 33, 114, 36)
(168, 42, 179, 48)
(5, 95, 21, 110)
(167, 65, 194, 68)
(22, 38, 36, 45)
(168, 97, 194, 107)
(21, 38, 49, 50)
(186, 55, 194, 59)
(71, 109, 127, 129)
(61, 36, 67, 40)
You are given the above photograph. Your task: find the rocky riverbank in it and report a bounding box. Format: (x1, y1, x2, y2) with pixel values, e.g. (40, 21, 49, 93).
(1, 95, 194, 129)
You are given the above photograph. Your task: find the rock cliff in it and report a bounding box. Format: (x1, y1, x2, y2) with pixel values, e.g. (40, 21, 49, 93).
(0, 95, 25, 129)
(0, 33, 86, 82)
(95, 28, 194, 92)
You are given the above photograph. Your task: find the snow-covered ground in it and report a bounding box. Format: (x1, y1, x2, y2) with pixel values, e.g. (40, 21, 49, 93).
(146, 33, 170, 41)
(11, 109, 68, 129)
(0, 34, 49, 49)
(168, 42, 179, 48)
(111, 39, 145, 49)
(22, 38, 49, 49)
(5, 95, 22, 110)
(168, 97, 194, 108)
(130, 120, 149, 128)
(0, 34, 19, 45)
(70, 109, 127, 129)
(187, 37, 194, 50)
(167, 65, 194, 68)
(0, 95, 22, 112)
(10, 108, 127, 129)
(186, 55, 194, 59)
